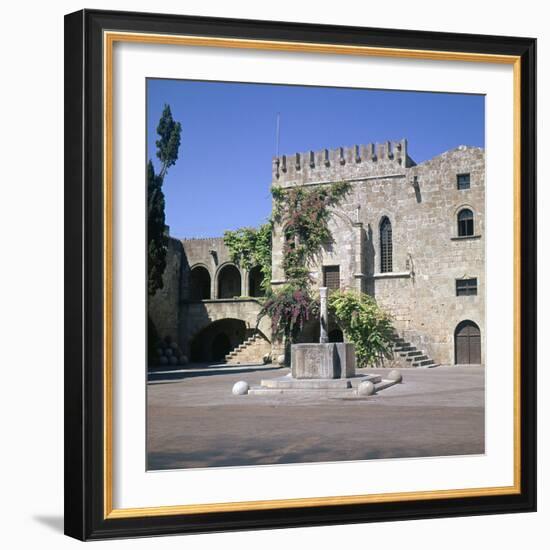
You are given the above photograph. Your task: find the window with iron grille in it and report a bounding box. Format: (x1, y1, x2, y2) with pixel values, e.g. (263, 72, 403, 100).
(456, 278, 478, 296)
(457, 173, 471, 190)
(457, 208, 474, 236)
(323, 265, 340, 290)
(380, 217, 393, 273)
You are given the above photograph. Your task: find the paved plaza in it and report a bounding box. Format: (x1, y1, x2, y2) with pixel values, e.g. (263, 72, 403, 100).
(147, 364, 485, 470)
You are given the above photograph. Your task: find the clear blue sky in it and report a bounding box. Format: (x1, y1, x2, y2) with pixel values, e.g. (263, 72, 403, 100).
(147, 79, 484, 238)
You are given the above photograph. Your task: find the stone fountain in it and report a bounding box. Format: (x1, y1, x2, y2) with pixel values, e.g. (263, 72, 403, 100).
(243, 287, 402, 397)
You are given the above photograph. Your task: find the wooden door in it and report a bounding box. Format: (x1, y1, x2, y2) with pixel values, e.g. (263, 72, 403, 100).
(455, 321, 481, 364)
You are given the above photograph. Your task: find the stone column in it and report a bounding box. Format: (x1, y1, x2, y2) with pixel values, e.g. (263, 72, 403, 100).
(319, 287, 328, 343)
(352, 222, 365, 293)
(242, 269, 249, 297)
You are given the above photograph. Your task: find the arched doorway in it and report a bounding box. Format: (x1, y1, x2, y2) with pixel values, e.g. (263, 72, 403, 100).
(454, 320, 481, 365)
(190, 266, 211, 300)
(248, 266, 264, 297)
(217, 265, 241, 299)
(189, 318, 247, 362)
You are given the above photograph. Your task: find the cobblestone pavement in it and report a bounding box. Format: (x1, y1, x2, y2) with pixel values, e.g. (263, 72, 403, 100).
(147, 364, 485, 470)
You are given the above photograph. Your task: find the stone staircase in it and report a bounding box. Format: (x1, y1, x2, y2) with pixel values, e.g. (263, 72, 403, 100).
(225, 333, 271, 365)
(392, 334, 439, 368)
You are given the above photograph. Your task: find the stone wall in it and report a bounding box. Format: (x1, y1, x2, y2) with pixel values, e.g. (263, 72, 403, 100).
(151, 140, 485, 367)
(148, 238, 186, 344)
(271, 141, 485, 366)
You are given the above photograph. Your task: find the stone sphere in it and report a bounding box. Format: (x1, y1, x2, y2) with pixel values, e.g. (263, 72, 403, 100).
(387, 370, 403, 383)
(170, 341, 178, 350)
(165, 348, 173, 357)
(169, 356, 178, 366)
(262, 353, 271, 364)
(179, 355, 189, 365)
(159, 356, 168, 365)
(156, 347, 164, 357)
(357, 380, 375, 396)
(232, 381, 249, 395)
(276, 354, 286, 366)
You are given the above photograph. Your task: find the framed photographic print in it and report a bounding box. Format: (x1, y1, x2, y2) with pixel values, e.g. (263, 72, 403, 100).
(64, 9, 536, 541)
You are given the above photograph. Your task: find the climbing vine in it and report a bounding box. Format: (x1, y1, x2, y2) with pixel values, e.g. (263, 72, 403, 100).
(223, 221, 273, 293)
(259, 285, 319, 343)
(271, 181, 351, 287)
(256, 181, 351, 347)
(328, 290, 394, 367)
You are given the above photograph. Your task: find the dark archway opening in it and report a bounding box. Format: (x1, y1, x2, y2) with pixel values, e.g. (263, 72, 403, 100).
(189, 318, 247, 363)
(212, 333, 232, 361)
(249, 266, 264, 297)
(454, 320, 481, 364)
(328, 328, 344, 343)
(190, 266, 211, 300)
(217, 265, 241, 299)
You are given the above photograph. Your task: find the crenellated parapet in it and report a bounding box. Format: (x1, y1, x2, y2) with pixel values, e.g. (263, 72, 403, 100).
(272, 139, 415, 187)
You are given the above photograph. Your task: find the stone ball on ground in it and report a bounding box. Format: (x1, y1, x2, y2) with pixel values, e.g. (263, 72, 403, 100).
(165, 348, 173, 357)
(169, 356, 178, 366)
(159, 356, 168, 365)
(170, 341, 178, 350)
(262, 353, 271, 364)
(232, 381, 249, 395)
(156, 347, 164, 357)
(387, 370, 403, 383)
(179, 355, 188, 365)
(276, 354, 286, 366)
(357, 380, 375, 396)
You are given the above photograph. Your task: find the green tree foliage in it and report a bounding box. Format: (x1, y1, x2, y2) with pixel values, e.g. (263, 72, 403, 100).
(155, 105, 182, 178)
(328, 290, 394, 367)
(148, 104, 182, 296)
(223, 222, 273, 293)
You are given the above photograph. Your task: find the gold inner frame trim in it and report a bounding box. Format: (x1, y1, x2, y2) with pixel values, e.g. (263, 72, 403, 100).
(103, 30, 522, 520)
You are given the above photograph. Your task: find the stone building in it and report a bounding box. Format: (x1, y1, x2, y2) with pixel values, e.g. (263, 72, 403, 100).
(149, 139, 484, 367)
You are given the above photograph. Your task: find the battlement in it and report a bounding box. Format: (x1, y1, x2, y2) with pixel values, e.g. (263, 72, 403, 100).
(272, 139, 415, 186)
(180, 236, 225, 243)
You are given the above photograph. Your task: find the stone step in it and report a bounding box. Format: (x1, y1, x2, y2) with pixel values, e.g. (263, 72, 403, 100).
(413, 359, 436, 367)
(407, 354, 428, 362)
(247, 387, 358, 398)
(225, 334, 271, 364)
(395, 345, 415, 352)
(261, 377, 352, 389)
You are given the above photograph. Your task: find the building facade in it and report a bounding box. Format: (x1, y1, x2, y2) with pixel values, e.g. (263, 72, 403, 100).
(149, 139, 485, 367)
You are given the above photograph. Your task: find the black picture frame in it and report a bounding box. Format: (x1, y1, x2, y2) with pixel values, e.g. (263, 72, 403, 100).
(64, 9, 536, 541)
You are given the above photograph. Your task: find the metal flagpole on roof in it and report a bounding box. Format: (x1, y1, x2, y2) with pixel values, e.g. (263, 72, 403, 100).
(276, 112, 280, 157)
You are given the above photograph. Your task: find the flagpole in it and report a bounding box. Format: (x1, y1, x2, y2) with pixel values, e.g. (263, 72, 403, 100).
(275, 112, 280, 157)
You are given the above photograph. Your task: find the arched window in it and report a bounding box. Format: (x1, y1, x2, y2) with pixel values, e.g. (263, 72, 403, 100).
(217, 265, 242, 299)
(380, 216, 393, 273)
(248, 266, 264, 297)
(454, 320, 481, 365)
(190, 266, 211, 300)
(457, 208, 474, 237)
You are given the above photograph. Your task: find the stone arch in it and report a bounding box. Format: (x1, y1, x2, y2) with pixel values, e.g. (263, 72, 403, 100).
(216, 263, 242, 299)
(189, 264, 211, 300)
(454, 320, 481, 365)
(189, 318, 247, 362)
